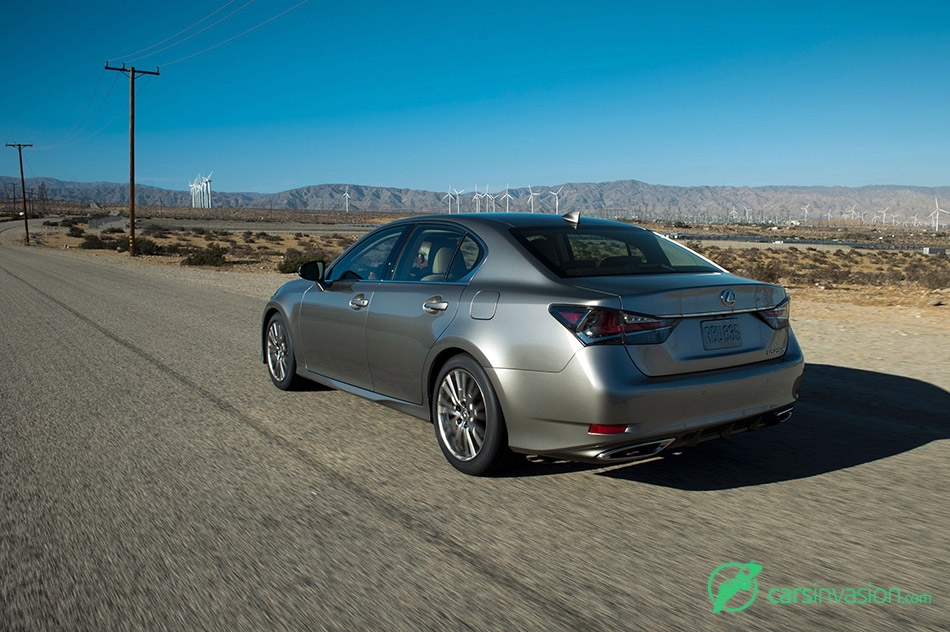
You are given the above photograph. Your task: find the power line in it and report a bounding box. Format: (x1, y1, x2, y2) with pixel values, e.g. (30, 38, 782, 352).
(37, 73, 121, 150)
(112, 0, 239, 62)
(41, 68, 106, 147)
(159, 0, 309, 67)
(123, 0, 258, 65)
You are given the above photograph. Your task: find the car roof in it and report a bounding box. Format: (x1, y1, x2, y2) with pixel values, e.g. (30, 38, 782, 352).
(398, 212, 651, 232)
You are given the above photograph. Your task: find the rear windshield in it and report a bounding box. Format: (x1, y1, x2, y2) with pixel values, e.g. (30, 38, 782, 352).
(512, 224, 720, 277)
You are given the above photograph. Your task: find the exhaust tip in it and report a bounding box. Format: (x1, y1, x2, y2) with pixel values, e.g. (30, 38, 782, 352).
(596, 438, 675, 462)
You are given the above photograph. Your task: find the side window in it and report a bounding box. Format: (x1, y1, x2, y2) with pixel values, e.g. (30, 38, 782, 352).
(327, 226, 406, 282)
(391, 226, 465, 282)
(446, 235, 484, 282)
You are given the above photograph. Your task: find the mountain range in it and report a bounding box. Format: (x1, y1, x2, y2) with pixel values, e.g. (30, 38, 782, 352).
(3, 176, 949, 223)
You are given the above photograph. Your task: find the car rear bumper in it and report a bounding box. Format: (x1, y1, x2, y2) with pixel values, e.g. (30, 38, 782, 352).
(489, 331, 804, 461)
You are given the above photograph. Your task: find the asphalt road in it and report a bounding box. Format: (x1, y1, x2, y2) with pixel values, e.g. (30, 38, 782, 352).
(1, 230, 947, 631)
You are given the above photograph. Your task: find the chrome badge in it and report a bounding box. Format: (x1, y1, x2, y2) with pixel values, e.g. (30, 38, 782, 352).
(720, 289, 737, 307)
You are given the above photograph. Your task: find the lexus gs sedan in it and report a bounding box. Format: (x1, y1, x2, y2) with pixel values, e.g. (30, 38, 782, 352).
(262, 213, 804, 475)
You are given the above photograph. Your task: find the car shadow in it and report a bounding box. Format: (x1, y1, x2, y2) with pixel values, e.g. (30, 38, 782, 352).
(505, 364, 950, 487)
(293, 380, 334, 392)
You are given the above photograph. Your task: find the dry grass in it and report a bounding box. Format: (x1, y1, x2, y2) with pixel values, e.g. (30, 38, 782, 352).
(25, 212, 950, 311)
(691, 243, 950, 291)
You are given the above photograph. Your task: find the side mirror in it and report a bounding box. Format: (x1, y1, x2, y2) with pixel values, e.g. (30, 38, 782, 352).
(298, 260, 325, 282)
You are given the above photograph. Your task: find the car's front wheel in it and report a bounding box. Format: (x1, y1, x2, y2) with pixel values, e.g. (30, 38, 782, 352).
(433, 354, 511, 476)
(265, 313, 301, 390)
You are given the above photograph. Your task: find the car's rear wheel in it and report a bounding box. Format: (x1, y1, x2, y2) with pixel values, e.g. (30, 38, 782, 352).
(433, 354, 511, 476)
(266, 313, 300, 390)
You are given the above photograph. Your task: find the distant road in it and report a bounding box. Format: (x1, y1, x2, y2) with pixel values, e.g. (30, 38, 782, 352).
(1, 238, 947, 630)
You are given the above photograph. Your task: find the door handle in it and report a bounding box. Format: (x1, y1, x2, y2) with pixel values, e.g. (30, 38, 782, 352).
(349, 294, 369, 310)
(423, 297, 449, 313)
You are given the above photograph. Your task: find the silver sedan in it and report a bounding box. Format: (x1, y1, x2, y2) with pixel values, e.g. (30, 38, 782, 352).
(262, 213, 804, 475)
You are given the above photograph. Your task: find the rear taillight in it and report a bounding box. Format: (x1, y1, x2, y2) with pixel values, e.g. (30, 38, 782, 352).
(756, 297, 790, 329)
(550, 305, 679, 345)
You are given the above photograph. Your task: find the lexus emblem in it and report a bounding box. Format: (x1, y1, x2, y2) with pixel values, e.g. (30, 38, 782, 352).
(720, 289, 737, 307)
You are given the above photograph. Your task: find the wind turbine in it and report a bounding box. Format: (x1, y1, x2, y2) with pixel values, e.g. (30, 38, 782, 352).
(484, 185, 495, 212)
(472, 185, 482, 213)
(201, 171, 214, 208)
(342, 186, 350, 213)
(933, 197, 949, 231)
(550, 187, 563, 214)
(500, 184, 513, 212)
(800, 203, 809, 223)
(453, 188, 465, 214)
(189, 177, 199, 208)
(527, 186, 539, 213)
(442, 186, 453, 212)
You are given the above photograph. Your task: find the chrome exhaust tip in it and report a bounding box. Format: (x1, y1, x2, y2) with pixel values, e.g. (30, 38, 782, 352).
(596, 438, 675, 462)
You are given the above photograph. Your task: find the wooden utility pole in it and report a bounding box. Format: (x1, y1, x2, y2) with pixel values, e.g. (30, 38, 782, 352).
(5, 142, 33, 244)
(104, 63, 159, 256)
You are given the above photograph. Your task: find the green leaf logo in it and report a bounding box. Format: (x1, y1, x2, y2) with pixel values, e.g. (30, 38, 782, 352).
(708, 561, 762, 613)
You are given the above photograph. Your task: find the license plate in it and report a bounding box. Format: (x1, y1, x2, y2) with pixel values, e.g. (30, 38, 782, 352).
(701, 318, 742, 350)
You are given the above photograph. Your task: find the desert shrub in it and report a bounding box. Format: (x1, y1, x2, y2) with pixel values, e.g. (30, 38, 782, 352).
(920, 268, 950, 290)
(182, 244, 227, 266)
(133, 237, 162, 256)
(102, 227, 125, 234)
(746, 259, 783, 284)
(142, 225, 169, 238)
(278, 245, 328, 274)
(228, 243, 255, 257)
(68, 225, 85, 238)
(79, 234, 106, 249)
(161, 242, 192, 256)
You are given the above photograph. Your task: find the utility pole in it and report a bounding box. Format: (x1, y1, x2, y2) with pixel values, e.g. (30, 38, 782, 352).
(105, 63, 159, 256)
(5, 142, 33, 244)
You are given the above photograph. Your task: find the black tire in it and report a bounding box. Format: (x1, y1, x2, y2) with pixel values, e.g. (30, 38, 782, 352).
(265, 313, 301, 390)
(432, 354, 511, 476)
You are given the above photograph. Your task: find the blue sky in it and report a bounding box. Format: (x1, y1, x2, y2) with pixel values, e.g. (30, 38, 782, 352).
(2, 1, 949, 194)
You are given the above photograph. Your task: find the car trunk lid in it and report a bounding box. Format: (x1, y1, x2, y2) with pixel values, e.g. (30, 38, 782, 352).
(565, 273, 790, 377)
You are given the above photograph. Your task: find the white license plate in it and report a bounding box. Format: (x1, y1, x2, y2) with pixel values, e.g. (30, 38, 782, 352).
(701, 318, 742, 350)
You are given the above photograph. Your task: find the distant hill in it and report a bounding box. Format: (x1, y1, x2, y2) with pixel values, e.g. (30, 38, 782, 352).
(2, 175, 948, 223)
